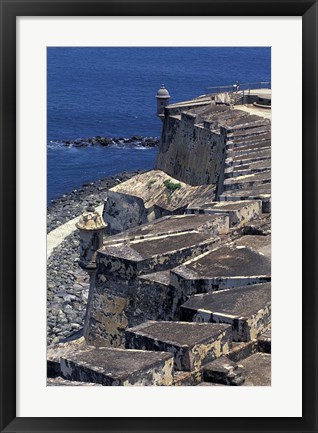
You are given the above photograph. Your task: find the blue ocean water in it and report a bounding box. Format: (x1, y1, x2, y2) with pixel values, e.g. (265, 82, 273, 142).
(47, 47, 271, 203)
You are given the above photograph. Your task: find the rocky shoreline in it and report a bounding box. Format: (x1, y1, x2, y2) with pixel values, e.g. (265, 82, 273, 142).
(47, 169, 145, 233)
(47, 169, 145, 345)
(59, 135, 160, 148)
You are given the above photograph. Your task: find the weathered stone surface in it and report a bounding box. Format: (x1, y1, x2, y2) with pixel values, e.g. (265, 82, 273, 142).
(171, 245, 271, 293)
(47, 377, 102, 386)
(225, 159, 271, 178)
(203, 355, 245, 386)
(60, 347, 174, 386)
(241, 353, 271, 386)
(103, 170, 216, 233)
(226, 125, 270, 140)
(223, 171, 271, 191)
(219, 188, 271, 213)
(156, 109, 226, 185)
(47, 337, 94, 377)
(233, 235, 271, 259)
(125, 321, 232, 371)
(258, 328, 271, 353)
(103, 213, 229, 245)
(220, 115, 270, 133)
(86, 228, 219, 348)
(229, 132, 271, 147)
(180, 283, 271, 341)
(186, 200, 262, 228)
(48, 90, 272, 387)
(98, 231, 219, 278)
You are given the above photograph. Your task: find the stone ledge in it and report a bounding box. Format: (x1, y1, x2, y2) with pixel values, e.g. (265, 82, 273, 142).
(60, 347, 174, 386)
(180, 283, 271, 342)
(125, 321, 232, 371)
(171, 245, 271, 293)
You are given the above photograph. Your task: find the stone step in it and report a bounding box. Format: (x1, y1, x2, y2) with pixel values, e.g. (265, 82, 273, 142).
(228, 138, 271, 152)
(98, 230, 220, 278)
(221, 115, 270, 133)
(225, 159, 271, 178)
(125, 321, 232, 371)
(202, 355, 245, 386)
(180, 282, 271, 342)
(60, 347, 174, 386)
(103, 213, 229, 246)
(170, 245, 271, 294)
(47, 377, 102, 386)
(223, 171, 271, 191)
(241, 353, 271, 386)
(218, 186, 271, 213)
(226, 149, 271, 167)
(186, 200, 262, 228)
(227, 125, 271, 140)
(230, 132, 271, 146)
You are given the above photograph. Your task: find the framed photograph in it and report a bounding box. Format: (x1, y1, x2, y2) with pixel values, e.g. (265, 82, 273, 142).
(0, 1, 317, 432)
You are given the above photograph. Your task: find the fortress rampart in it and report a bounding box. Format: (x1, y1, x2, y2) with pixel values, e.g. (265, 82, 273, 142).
(48, 87, 272, 387)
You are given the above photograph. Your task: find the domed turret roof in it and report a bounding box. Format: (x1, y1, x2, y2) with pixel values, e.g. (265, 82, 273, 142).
(76, 204, 107, 231)
(156, 84, 170, 99)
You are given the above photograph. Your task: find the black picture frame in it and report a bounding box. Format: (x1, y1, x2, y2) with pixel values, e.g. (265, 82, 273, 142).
(0, 1, 317, 432)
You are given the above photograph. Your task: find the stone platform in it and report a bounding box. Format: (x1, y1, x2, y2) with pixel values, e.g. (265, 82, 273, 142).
(60, 347, 174, 386)
(180, 282, 271, 341)
(186, 200, 262, 228)
(125, 321, 232, 371)
(103, 213, 229, 245)
(170, 244, 271, 293)
(98, 230, 219, 278)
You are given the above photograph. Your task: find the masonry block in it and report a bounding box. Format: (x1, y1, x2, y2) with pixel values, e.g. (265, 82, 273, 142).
(171, 245, 271, 294)
(125, 321, 232, 371)
(186, 200, 262, 228)
(180, 282, 271, 342)
(60, 347, 174, 386)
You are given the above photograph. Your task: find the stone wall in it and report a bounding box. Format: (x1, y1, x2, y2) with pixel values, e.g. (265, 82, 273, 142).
(156, 110, 226, 186)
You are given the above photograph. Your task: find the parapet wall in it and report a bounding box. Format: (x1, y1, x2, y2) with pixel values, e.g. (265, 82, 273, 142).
(156, 108, 226, 186)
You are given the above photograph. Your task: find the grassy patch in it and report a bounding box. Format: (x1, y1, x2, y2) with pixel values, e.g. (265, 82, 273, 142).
(163, 179, 182, 203)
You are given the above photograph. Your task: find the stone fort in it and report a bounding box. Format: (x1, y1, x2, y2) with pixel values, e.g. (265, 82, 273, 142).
(48, 83, 271, 386)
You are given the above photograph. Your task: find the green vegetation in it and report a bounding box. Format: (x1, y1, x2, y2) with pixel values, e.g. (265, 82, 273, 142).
(163, 179, 182, 203)
(147, 179, 156, 189)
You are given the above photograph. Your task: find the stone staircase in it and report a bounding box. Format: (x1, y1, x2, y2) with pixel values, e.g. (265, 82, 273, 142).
(218, 114, 271, 212)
